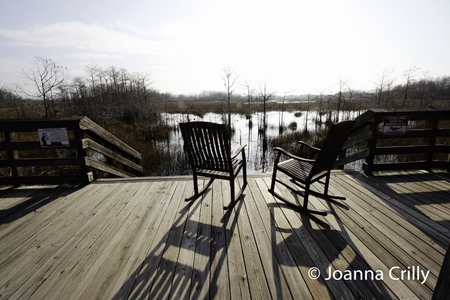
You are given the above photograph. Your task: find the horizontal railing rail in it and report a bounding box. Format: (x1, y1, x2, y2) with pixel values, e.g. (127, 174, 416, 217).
(332, 109, 450, 174)
(0, 117, 142, 185)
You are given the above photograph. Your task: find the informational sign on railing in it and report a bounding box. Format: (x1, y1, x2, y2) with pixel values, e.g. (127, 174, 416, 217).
(38, 128, 70, 147)
(383, 116, 409, 134)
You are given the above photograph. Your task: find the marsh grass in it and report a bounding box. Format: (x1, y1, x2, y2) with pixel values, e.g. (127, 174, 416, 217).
(268, 126, 328, 157)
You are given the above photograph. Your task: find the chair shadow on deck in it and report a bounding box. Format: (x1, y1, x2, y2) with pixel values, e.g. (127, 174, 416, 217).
(268, 179, 394, 300)
(111, 187, 246, 300)
(318, 170, 450, 299)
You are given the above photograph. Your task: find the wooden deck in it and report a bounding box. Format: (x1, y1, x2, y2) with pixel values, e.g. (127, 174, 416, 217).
(1, 170, 449, 299)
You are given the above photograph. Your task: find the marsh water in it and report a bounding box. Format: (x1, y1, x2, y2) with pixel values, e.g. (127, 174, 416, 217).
(157, 110, 362, 174)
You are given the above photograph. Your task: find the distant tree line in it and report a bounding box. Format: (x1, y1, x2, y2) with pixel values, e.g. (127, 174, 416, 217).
(1, 58, 450, 124)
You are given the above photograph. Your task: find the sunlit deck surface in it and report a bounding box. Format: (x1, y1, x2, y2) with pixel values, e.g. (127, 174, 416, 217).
(1, 170, 449, 299)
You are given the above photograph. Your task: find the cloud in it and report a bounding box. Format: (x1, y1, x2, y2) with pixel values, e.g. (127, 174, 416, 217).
(0, 22, 174, 56)
(67, 52, 126, 61)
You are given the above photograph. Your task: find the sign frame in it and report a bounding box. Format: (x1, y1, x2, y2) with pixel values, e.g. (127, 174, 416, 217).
(38, 127, 70, 147)
(382, 116, 409, 135)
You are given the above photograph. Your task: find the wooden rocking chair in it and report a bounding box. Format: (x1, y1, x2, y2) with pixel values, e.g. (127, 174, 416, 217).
(180, 121, 247, 209)
(269, 120, 355, 215)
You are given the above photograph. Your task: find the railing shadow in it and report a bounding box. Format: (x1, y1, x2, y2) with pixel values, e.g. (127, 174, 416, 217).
(0, 185, 82, 225)
(334, 170, 450, 298)
(346, 171, 450, 249)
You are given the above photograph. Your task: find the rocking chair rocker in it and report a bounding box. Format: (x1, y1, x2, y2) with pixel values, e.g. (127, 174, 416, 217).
(269, 120, 355, 216)
(180, 121, 247, 210)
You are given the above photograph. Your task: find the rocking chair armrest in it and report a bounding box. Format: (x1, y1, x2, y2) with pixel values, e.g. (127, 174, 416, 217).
(298, 141, 321, 153)
(273, 147, 316, 163)
(231, 144, 247, 159)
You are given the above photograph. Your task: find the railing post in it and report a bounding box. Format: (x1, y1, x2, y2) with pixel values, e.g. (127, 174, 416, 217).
(74, 126, 92, 184)
(3, 131, 20, 180)
(338, 149, 346, 170)
(425, 119, 438, 170)
(363, 122, 378, 175)
(447, 153, 450, 173)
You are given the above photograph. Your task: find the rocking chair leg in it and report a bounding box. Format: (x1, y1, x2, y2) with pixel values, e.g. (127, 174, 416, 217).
(185, 177, 215, 202)
(268, 178, 328, 216)
(288, 175, 346, 202)
(230, 180, 235, 203)
(269, 188, 328, 216)
(269, 168, 277, 194)
(320, 173, 346, 201)
(223, 175, 247, 210)
(321, 175, 346, 201)
(324, 172, 330, 195)
(223, 179, 237, 210)
(193, 174, 199, 195)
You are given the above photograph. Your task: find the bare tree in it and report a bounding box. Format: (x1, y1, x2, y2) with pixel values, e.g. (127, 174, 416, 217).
(416, 71, 432, 108)
(326, 93, 333, 125)
(383, 77, 396, 108)
(240, 79, 253, 119)
(401, 66, 419, 108)
(71, 76, 91, 117)
(222, 66, 238, 127)
(335, 79, 347, 122)
(133, 72, 155, 117)
(315, 88, 326, 125)
(278, 89, 295, 134)
(255, 80, 275, 172)
(256, 80, 275, 134)
(85, 64, 101, 100)
(372, 68, 395, 109)
(345, 82, 355, 108)
(305, 94, 312, 131)
(22, 57, 68, 118)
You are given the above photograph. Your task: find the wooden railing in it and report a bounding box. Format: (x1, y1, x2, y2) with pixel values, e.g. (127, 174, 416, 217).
(334, 109, 450, 174)
(0, 117, 143, 185)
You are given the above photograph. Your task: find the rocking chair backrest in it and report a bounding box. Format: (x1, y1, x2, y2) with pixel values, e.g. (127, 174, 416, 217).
(309, 120, 355, 179)
(180, 122, 232, 172)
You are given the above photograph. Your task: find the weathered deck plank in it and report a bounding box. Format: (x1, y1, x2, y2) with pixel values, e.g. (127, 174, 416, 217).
(220, 181, 251, 300)
(0, 170, 449, 299)
(334, 174, 443, 271)
(328, 174, 434, 299)
(232, 180, 273, 300)
(247, 180, 295, 299)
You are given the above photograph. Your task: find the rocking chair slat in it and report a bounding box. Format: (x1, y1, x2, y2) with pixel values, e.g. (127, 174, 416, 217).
(180, 122, 247, 209)
(269, 120, 355, 215)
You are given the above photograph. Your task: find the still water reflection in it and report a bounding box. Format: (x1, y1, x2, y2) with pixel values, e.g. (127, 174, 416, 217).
(160, 110, 359, 174)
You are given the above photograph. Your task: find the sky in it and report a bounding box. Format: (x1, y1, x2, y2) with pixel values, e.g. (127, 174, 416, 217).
(1, 0, 449, 96)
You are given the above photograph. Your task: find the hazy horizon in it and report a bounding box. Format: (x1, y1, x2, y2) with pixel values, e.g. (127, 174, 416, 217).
(1, 0, 449, 96)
